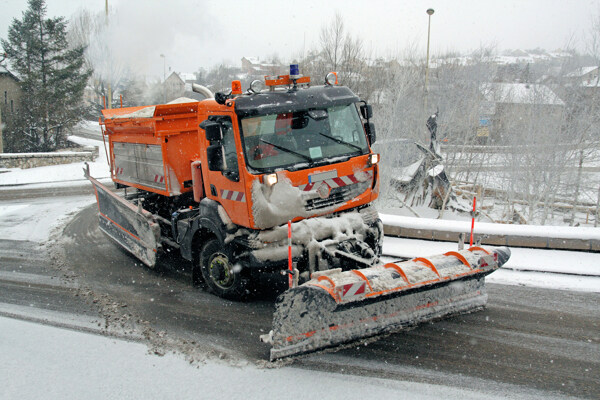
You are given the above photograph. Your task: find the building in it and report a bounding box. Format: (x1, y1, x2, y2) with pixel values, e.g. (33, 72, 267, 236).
(479, 83, 565, 142)
(163, 72, 185, 102)
(161, 72, 212, 102)
(565, 66, 599, 88)
(0, 64, 21, 114)
(0, 64, 22, 152)
(241, 57, 282, 76)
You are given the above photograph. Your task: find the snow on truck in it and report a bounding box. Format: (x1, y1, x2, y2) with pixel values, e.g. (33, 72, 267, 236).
(85, 65, 510, 360)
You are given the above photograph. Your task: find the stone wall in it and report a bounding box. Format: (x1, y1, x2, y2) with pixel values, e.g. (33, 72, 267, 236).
(0, 147, 96, 169)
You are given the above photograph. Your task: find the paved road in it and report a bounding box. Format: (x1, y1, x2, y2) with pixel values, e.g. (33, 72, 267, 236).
(1, 203, 598, 398)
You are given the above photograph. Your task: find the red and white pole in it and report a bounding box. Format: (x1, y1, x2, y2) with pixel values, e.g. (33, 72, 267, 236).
(288, 220, 293, 289)
(470, 196, 477, 247)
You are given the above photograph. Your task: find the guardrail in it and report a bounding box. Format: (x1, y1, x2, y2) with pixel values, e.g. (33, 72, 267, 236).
(382, 213, 600, 252)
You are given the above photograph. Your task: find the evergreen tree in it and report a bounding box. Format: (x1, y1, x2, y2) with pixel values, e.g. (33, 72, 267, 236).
(1, 0, 91, 152)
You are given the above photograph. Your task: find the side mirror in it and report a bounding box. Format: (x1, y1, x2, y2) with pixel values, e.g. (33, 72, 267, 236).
(360, 104, 373, 120)
(364, 122, 376, 145)
(206, 144, 224, 171)
(200, 120, 223, 142)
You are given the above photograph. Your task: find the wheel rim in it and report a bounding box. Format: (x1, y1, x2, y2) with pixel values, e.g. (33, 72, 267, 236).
(208, 252, 235, 290)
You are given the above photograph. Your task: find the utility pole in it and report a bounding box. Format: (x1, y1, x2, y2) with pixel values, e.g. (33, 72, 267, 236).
(424, 8, 435, 113)
(105, 0, 112, 109)
(160, 54, 166, 103)
(0, 106, 4, 153)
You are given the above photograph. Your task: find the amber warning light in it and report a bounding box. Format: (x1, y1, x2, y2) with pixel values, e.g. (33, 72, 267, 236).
(231, 80, 243, 95)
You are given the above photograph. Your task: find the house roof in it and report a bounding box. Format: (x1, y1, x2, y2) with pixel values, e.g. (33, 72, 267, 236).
(565, 66, 598, 78)
(179, 72, 196, 82)
(480, 83, 564, 106)
(242, 56, 261, 65)
(0, 65, 19, 81)
(165, 71, 184, 84)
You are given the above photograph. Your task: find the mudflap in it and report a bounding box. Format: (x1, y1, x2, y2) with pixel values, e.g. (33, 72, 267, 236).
(85, 169, 161, 267)
(262, 246, 510, 361)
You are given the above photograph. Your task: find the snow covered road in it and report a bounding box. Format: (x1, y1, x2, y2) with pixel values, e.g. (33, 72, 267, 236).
(5, 315, 576, 400)
(1, 140, 599, 398)
(0, 198, 596, 398)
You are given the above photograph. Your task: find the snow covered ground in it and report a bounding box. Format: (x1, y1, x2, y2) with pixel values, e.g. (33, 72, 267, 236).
(3, 316, 561, 400)
(0, 195, 95, 242)
(0, 127, 598, 398)
(0, 124, 110, 188)
(382, 237, 600, 293)
(1, 129, 598, 293)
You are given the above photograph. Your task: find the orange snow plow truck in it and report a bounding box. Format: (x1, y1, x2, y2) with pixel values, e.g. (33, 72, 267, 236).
(85, 66, 510, 360)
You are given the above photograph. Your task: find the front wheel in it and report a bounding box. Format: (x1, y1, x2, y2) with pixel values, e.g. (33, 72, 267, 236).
(199, 238, 250, 300)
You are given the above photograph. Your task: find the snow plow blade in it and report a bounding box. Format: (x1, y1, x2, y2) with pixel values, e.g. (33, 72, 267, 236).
(263, 246, 510, 361)
(84, 167, 160, 267)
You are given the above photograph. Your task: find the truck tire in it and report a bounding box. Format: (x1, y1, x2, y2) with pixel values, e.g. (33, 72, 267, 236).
(199, 238, 250, 300)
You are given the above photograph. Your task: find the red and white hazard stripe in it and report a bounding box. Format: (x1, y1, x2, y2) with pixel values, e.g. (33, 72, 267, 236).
(220, 189, 246, 202)
(114, 167, 124, 175)
(339, 282, 366, 300)
(298, 170, 372, 192)
(154, 175, 165, 184)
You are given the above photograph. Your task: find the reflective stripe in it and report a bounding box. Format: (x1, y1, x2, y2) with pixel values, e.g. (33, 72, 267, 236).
(340, 282, 366, 300)
(220, 189, 246, 203)
(298, 170, 372, 192)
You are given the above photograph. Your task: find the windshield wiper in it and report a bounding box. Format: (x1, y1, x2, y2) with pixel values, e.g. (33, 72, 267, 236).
(318, 133, 363, 152)
(259, 139, 313, 163)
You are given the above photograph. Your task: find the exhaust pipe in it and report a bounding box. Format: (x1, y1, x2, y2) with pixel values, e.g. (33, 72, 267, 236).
(192, 83, 214, 99)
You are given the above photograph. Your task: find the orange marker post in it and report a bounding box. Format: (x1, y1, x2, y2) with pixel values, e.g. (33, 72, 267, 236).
(288, 220, 293, 289)
(470, 196, 477, 247)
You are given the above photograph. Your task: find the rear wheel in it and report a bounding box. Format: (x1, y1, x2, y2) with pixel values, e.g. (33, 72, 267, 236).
(199, 238, 250, 300)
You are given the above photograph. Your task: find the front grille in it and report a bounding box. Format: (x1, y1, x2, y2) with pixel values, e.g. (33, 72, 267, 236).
(304, 181, 369, 211)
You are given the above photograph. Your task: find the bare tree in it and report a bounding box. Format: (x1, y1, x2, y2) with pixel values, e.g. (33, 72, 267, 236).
(319, 13, 345, 71)
(68, 9, 128, 113)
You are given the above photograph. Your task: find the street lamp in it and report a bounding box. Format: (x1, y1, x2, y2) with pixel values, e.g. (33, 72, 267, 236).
(424, 8, 435, 111)
(105, 0, 112, 109)
(160, 54, 166, 102)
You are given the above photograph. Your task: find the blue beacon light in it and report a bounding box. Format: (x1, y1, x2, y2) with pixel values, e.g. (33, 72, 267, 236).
(289, 64, 300, 79)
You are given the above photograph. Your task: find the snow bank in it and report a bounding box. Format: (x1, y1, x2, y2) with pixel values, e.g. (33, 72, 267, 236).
(0, 195, 96, 242)
(381, 213, 600, 241)
(382, 236, 600, 292)
(0, 136, 110, 187)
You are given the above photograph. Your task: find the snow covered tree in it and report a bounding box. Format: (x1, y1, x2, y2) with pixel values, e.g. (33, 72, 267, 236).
(1, 0, 91, 152)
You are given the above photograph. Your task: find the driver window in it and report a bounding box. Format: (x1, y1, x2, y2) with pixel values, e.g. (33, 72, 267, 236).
(209, 116, 239, 181)
(329, 105, 359, 142)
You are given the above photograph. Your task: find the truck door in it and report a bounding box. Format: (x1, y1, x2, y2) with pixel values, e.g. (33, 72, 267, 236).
(203, 114, 249, 227)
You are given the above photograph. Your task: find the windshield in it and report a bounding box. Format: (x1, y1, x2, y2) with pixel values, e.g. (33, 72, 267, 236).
(240, 104, 369, 172)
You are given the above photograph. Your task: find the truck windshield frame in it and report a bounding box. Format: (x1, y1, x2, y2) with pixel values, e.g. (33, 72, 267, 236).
(239, 103, 369, 173)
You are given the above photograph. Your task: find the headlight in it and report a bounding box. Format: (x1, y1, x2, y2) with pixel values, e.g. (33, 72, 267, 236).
(250, 79, 264, 93)
(264, 173, 278, 186)
(368, 153, 380, 166)
(325, 72, 338, 85)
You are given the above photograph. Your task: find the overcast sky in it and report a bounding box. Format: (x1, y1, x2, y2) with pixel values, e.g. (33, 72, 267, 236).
(1, 0, 599, 79)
